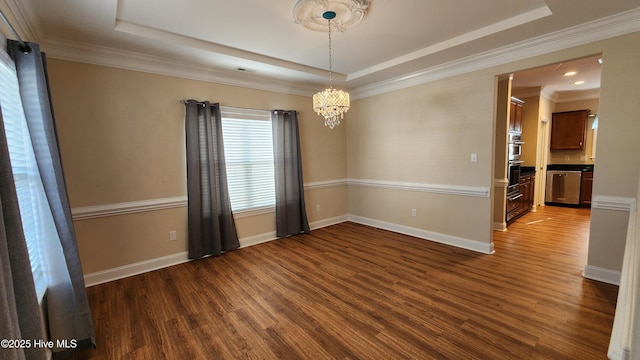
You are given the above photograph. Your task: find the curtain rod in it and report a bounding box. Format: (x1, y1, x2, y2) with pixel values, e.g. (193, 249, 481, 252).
(0, 8, 31, 53)
(180, 100, 206, 107)
(179, 100, 297, 114)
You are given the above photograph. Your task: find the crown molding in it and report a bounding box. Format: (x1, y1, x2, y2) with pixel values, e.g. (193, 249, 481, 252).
(350, 7, 640, 100)
(540, 87, 560, 103)
(41, 37, 319, 97)
(5, 1, 640, 99)
(512, 86, 546, 100)
(4, 1, 322, 96)
(555, 88, 601, 103)
(512, 86, 599, 103)
(2, 0, 42, 42)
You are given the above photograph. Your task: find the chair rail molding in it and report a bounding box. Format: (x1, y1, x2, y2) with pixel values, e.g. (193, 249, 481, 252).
(592, 195, 636, 212)
(71, 179, 349, 220)
(72, 196, 187, 220)
(348, 178, 490, 198)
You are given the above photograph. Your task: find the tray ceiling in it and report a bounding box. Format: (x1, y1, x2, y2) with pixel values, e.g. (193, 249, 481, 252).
(7, 0, 640, 95)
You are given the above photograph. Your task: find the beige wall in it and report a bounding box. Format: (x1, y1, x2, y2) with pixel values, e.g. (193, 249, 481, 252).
(348, 70, 496, 249)
(46, 31, 640, 277)
(517, 95, 540, 168)
(46, 60, 348, 273)
(587, 32, 640, 271)
(347, 31, 640, 274)
(596, 34, 640, 198)
(348, 71, 494, 186)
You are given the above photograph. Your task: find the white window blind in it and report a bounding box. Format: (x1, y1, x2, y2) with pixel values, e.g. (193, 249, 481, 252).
(0, 48, 47, 300)
(220, 107, 275, 212)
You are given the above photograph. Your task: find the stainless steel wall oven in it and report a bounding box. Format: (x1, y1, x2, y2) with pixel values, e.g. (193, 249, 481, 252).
(508, 133, 524, 162)
(506, 131, 525, 224)
(507, 161, 522, 195)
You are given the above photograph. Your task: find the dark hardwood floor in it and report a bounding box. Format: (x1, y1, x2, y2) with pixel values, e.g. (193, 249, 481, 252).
(73, 206, 618, 359)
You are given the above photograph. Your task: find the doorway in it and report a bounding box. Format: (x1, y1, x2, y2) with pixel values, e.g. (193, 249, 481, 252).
(492, 54, 602, 233)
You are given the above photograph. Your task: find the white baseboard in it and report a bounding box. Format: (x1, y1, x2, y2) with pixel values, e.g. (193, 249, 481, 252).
(82, 216, 623, 288)
(238, 231, 278, 248)
(238, 215, 349, 248)
(85, 214, 621, 288)
(310, 215, 349, 230)
(84, 252, 190, 287)
(583, 264, 621, 286)
(493, 221, 507, 231)
(348, 215, 494, 254)
(84, 216, 349, 286)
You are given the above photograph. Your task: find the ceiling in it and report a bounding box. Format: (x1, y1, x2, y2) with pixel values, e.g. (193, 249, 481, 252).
(511, 54, 603, 100)
(5, 0, 640, 97)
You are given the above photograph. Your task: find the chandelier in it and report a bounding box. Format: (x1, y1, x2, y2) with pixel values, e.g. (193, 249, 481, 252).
(313, 11, 350, 129)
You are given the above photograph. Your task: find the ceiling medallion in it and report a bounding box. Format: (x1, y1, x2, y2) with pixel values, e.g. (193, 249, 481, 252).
(293, 0, 372, 32)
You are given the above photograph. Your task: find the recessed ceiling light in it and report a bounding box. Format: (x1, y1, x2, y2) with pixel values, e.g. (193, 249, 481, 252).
(564, 71, 577, 76)
(574, 80, 585, 85)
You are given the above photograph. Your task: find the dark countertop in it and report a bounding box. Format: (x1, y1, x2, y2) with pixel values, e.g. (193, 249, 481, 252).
(547, 164, 594, 172)
(521, 166, 536, 175)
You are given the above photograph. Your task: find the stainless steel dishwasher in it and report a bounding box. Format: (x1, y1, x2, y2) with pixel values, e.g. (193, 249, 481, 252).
(545, 170, 582, 205)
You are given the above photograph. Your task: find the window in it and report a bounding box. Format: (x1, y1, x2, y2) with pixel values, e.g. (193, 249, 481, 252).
(0, 48, 50, 300)
(220, 107, 275, 212)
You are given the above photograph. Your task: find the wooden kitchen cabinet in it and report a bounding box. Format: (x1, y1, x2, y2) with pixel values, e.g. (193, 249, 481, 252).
(519, 172, 535, 213)
(509, 97, 524, 133)
(507, 171, 535, 225)
(550, 110, 589, 150)
(580, 171, 593, 207)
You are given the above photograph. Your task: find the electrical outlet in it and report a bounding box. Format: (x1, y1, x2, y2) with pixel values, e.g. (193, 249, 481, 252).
(316, 204, 321, 212)
(411, 209, 417, 217)
(169, 231, 177, 241)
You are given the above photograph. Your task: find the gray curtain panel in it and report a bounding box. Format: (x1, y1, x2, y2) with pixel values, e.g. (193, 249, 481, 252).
(184, 100, 239, 259)
(271, 110, 310, 237)
(7, 40, 95, 359)
(0, 105, 47, 360)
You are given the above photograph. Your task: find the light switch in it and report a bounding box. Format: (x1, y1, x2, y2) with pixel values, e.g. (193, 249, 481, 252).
(471, 153, 478, 163)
